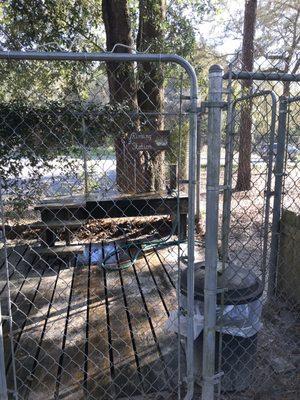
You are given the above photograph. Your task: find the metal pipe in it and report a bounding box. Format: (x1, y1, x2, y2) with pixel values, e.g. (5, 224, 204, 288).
(202, 64, 223, 400)
(261, 92, 277, 287)
(218, 62, 234, 400)
(232, 89, 276, 107)
(268, 97, 288, 298)
(223, 70, 300, 82)
(221, 63, 234, 263)
(0, 181, 17, 399)
(0, 50, 197, 82)
(169, 164, 178, 191)
(196, 111, 202, 227)
(185, 61, 198, 400)
(177, 73, 184, 400)
(287, 96, 300, 104)
(0, 301, 8, 400)
(82, 119, 89, 198)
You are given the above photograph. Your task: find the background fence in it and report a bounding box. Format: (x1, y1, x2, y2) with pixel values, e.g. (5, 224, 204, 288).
(210, 55, 300, 399)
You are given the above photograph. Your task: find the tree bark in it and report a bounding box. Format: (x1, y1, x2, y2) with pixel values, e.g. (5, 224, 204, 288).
(137, 0, 166, 192)
(102, 0, 143, 193)
(236, 0, 257, 191)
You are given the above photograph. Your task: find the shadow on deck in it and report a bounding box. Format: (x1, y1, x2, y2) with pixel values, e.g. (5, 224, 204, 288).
(0, 242, 183, 400)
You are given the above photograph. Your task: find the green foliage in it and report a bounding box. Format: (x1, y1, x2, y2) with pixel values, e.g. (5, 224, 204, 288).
(0, 0, 104, 51)
(0, 100, 134, 184)
(0, 0, 219, 200)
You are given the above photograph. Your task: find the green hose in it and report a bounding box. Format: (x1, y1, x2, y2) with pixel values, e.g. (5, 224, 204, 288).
(101, 239, 181, 271)
(101, 220, 183, 271)
(100, 220, 203, 272)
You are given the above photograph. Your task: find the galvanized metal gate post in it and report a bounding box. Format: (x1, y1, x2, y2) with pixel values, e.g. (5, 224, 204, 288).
(202, 65, 223, 400)
(0, 302, 8, 400)
(268, 96, 288, 298)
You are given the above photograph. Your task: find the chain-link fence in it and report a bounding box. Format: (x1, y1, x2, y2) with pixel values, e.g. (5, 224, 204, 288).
(199, 54, 300, 400)
(0, 51, 198, 400)
(1, 49, 299, 400)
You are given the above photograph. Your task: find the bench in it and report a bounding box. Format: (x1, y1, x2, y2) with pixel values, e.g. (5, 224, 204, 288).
(34, 191, 188, 247)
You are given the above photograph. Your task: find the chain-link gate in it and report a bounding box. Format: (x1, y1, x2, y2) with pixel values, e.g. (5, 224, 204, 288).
(201, 57, 300, 400)
(1, 49, 299, 400)
(0, 51, 198, 400)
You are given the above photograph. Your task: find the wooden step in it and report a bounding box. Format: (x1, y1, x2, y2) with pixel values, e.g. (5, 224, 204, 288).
(29, 220, 86, 229)
(32, 245, 85, 256)
(34, 203, 84, 211)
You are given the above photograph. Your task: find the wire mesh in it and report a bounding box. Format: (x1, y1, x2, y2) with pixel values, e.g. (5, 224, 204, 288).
(0, 55, 197, 400)
(215, 54, 300, 400)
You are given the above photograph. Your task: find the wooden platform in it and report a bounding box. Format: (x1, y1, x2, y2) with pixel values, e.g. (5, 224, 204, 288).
(34, 191, 188, 246)
(35, 191, 188, 223)
(0, 242, 182, 400)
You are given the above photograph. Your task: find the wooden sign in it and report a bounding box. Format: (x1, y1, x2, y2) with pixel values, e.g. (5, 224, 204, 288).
(128, 130, 170, 151)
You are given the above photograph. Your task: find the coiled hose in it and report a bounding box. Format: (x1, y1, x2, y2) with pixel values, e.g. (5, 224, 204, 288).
(101, 221, 184, 271)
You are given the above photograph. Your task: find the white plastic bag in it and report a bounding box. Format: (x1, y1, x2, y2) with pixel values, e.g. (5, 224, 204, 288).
(165, 295, 204, 339)
(166, 297, 262, 340)
(165, 309, 204, 339)
(216, 299, 262, 337)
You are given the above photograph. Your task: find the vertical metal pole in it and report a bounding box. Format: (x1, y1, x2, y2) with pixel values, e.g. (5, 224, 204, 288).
(82, 119, 89, 198)
(0, 181, 17, 399)
(202, 65, 223, 400)
(221, 66, 234, 263)
(0, 302, 8, 400)
(177, 75, 184, 400)
(170, 163, 178, 191)
(261, 92, 277, 287)
(268, 96, 288, 298)
(185, 67, 198, 400)
(196, 111, 202, 227)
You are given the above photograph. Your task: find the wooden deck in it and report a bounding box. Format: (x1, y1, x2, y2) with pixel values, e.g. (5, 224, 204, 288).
(0, 242, 182, 400)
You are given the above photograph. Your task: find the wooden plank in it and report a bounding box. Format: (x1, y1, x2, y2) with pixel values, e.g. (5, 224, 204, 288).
(53, 254, 89, 399)
(0, 245, 29, 296)
(34, 197, 86, 211)
(29, 220, 86, 229)
(35, 191, 187, 207)
(103, 241, 142, 399)
(87, 197, 188, 219)
(130, 246, 177, 394)
(8, 257, 62, 397)
(1, 247, 38, 329)
(0, 246, 13, 272)
(149, 246, 188, 388)
(118, 243, 168, 396)
(85, 243, 113, 399)
(33, 245, 84, 256)
(27, 259, 76, 399)
(4, 253, 48, 390)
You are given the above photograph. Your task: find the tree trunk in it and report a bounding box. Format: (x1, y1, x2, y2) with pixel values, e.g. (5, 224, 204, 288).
(137, 0, 166, 192)
(102, 0, 143, 193)
(236, 0, 257, 191)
